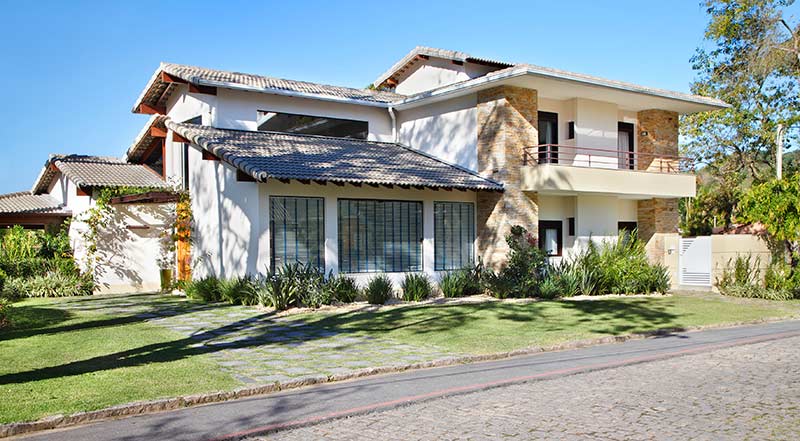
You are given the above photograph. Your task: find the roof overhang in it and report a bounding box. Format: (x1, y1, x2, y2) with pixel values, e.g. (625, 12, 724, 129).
(393, 66, 729, 114)
(125, 115, 167, 162)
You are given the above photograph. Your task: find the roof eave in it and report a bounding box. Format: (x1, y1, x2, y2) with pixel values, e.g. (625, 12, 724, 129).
(392, 66, 730, 113)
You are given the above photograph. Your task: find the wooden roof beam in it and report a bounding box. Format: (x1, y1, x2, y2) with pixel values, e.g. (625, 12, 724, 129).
(139, 103, 166, 115)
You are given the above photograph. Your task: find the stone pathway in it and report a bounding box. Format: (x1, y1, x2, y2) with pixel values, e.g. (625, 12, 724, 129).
(260, 335, 800, 440)
(56, 293, 450, 384)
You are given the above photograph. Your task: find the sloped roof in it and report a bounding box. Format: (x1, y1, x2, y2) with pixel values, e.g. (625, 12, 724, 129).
(32, 155, 169, 194)
(166, 120, 503, 191)
(0, 192, 70, 215)
(133, 62, 406, 113)
(125, 114, 167, 162)
(373, 46, 512, 89)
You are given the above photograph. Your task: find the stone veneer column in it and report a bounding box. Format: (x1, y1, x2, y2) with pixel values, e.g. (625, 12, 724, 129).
(476, 86, 539, 270)
(636, 109, 681, 265)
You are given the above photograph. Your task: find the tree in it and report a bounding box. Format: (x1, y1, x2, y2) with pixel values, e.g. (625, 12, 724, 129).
(737, 174, 800, 267)
(680, 0, 800, 232)
(682, 0, 800, 181)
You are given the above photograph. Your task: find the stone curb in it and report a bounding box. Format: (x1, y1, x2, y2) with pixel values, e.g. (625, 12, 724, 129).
(2, 315, 796, 438)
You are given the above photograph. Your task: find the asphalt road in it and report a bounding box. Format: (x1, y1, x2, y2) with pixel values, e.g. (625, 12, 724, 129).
(13, 320, 800, 441)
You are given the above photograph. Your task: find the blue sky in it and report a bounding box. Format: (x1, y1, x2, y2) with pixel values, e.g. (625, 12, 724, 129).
(0, 0, 718, 194)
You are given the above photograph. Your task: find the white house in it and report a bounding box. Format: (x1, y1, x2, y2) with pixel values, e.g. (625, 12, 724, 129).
(2, 46, 728, 290)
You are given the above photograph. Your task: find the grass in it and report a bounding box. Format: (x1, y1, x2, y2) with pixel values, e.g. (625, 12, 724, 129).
(1, 292, 798, 424)
(0, 297, 237, 424)
(302, 293, 800, 354)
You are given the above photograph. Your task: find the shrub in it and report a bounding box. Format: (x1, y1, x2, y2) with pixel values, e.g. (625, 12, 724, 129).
(567, 232, 671, 295)
(716, 255, 797, 300)
(5, 272, 94, 297)
(440, 267, 483, 298)
(0, 298, 10, 329)
(0, 257, 80, 279)
(218, 276, 255, 305)
(0, 226, 39, 260)
(366, 274, 393, 305)
(401, 273, 432, 301)
(537, 277, 561, 300)
(328, 273, 359, 303)
(485, 226, 548, 298)
(185, 276, 221, 302)
(0, 267, 5, 294)
(254, 267, 298, 310)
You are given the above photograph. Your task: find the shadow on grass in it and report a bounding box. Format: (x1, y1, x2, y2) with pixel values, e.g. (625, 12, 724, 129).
(0, 294, 230, 342)
(0, 295, 681, 386)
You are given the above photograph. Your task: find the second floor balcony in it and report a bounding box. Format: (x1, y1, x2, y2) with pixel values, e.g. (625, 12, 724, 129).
(520, 144, 696, 198)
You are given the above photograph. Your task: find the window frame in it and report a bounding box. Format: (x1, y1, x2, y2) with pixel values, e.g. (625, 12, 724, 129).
(269, 196, 326, 271)
(433, 201, 476, 271)
(337, 198, 423, 274)
(256, 109, 369, 140)
(538, 220, 564, 257)
(538, 111, 559, 164)
(618, 122, 635, 170)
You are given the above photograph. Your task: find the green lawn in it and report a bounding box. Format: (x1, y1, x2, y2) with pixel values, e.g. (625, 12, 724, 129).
(0, 297, 238, 424)
(304, 293, 800, 354)
(1, 292, 798, 424)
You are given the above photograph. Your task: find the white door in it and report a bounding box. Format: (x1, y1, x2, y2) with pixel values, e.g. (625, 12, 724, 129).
(679, 237, 712, 286)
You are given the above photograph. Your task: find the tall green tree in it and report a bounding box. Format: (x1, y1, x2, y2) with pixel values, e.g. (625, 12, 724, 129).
(682, 0, 800, 181)
(737, 175, 800, 267)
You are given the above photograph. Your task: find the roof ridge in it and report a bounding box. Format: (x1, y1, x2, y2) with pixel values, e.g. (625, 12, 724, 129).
(169, 120, 410, 147)
(161, 62, 405, 98)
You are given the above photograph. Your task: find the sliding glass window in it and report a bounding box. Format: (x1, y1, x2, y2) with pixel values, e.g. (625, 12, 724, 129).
(338, 199, 422, 273)
(270, 196, 325, 270)
(434, 202, 475, 270)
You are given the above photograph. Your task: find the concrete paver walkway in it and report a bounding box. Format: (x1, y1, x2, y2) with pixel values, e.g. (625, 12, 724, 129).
(56, 294, 449, 384)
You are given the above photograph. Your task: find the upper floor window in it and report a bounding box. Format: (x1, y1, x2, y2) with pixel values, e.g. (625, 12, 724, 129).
(257, 110, 368, 139)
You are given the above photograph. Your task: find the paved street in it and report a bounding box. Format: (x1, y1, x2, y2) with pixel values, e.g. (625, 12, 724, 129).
(14, 320, 800, 441)
(264, 335, 800, 441)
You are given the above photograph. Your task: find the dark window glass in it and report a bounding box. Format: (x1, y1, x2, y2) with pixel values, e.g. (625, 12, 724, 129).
(338, 199, 422, 273)
(538, 111, 559, 164)
(538, 220, 563, 257)
(257, 110, 368, 139)
(434, 202, 475, 271)
(568, 217, 575, 236)
(270, 196, 325, 270)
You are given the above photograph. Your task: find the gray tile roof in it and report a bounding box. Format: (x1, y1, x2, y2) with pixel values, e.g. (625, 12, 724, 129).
(125, 115, 167, 162)
(134, 62, 406, 113)
(0, 192, 70, 215)
(32, 155, 169, 194)
(166, 120, 503, 191)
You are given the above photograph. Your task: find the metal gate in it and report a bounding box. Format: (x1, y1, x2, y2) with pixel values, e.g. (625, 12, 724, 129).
(679, 236, 712, 286)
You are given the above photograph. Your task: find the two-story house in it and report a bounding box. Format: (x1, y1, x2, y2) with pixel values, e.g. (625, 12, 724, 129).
(3, 46, 727, 290)
(124, 46, 726, 285)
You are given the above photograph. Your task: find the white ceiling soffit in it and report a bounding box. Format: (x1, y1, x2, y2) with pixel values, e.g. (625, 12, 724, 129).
(394, 67, 729, 114)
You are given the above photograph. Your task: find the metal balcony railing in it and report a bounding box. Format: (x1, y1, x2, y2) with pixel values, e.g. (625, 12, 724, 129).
(522, 144, 694, 174)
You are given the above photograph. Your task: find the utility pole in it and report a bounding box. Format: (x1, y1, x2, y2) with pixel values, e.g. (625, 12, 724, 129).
(777, 124, 785, 179)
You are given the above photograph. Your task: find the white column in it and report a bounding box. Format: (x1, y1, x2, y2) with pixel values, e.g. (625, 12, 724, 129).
(324, 195, 339, 275)
(422, 199, 435, 277)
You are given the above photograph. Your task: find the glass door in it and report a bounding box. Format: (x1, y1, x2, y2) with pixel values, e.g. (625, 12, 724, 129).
(538, 112, 559, 164)
(618, 122, 635, 170)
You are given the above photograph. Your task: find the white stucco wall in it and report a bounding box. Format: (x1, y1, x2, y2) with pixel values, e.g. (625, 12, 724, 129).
(394, 59, 496, 95)
(212, 89, 394, 142)
(95, 203, 174, 294)
(574, 98, 621, 169)
(397, 94, 478, 171)
(187, 142, 263, 279)
(538, 194, 639, 260)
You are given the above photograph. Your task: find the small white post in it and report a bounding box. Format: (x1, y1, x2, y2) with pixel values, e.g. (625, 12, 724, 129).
(777, 124, 785, 179)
